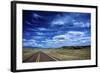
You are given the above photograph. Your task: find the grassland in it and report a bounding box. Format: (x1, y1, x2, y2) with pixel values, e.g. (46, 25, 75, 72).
(23, 46, 91, 62)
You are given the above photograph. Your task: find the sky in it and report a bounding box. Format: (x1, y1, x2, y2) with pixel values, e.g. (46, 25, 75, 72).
(23, 10, 91, 48)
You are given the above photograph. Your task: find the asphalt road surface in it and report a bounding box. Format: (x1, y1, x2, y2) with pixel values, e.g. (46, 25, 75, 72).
(23, 51, 59, 62)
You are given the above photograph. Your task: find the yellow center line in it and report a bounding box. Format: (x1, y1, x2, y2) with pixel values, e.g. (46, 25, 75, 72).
(36, 53, 40, 62)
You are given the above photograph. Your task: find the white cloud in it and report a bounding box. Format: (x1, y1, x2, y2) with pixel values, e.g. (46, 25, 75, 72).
(32, 36, 44, 39)
(36, 32, 44, 35)
(67, 31, 85, 37)
(53, 34, 66, 40)
(25, 21, 32, 25)
(51, 14, 90, 28)
(51, 15, 73, 26)
(53, 31, 85, 41)
(73, 21, 90, 27)
(23, 38, 44, 47)
(43, 31, 90, 47)
(38, 28, 47, 31)
(28, 28, 51, 32)
(43, 39, 64, 48)
(86, 22, 90, 27)
(23, 39, 27, 41)
(23, 30, 90, 48)
(23, 39, 38, 47)
(33, 13, 42, 19)
(51, 20, 65, 25)
(37, 28, 51, 31)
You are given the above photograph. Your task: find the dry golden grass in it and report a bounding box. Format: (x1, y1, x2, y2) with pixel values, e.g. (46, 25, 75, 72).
(42, 48, 90, 61)
(22, 48, 39, 61)
(23, 47, 91, 61)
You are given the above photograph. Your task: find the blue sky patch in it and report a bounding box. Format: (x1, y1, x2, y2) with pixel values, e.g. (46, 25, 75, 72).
(23, 10, 91, 48)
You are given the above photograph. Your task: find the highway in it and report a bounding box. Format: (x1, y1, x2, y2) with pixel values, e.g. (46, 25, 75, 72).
(23, 51, 59, 62)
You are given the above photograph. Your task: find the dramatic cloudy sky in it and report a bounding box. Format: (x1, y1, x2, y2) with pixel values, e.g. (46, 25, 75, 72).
(23, 10, 91, 48)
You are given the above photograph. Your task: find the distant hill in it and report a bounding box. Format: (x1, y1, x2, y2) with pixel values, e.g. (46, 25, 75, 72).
(23, 45, 91, 49)
(61, 45, 90, 49)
